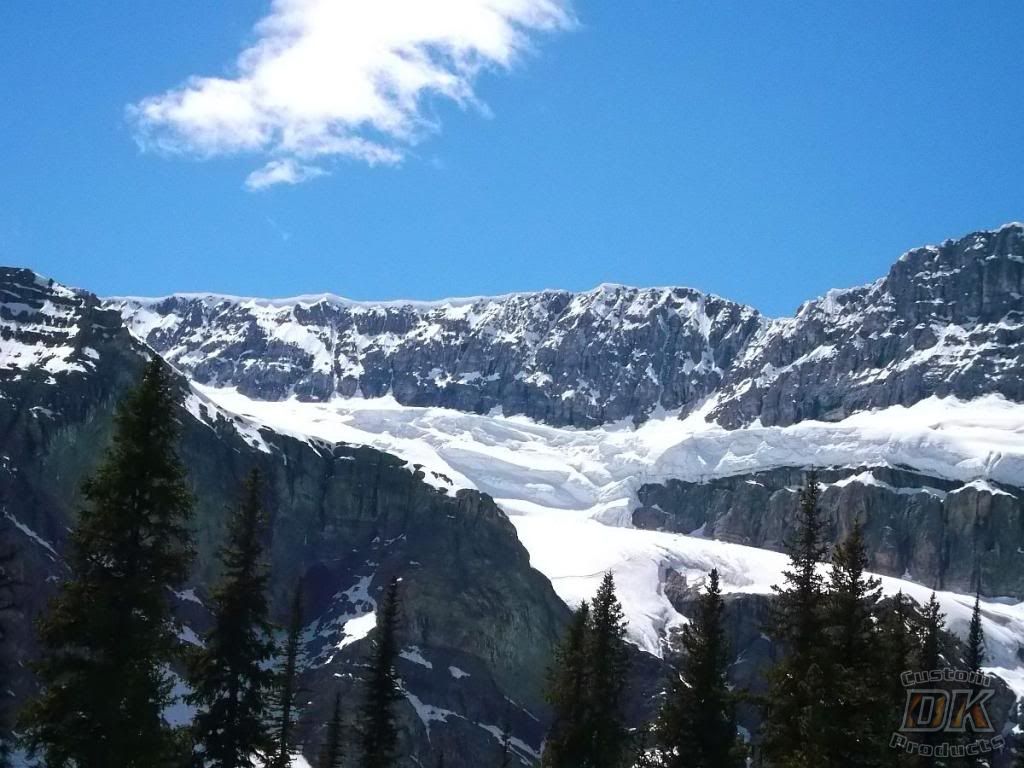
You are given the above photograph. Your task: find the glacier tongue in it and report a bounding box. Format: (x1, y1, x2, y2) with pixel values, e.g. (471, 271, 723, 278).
(194, 384, 1024, 691)
(194, 384, 1024, 496)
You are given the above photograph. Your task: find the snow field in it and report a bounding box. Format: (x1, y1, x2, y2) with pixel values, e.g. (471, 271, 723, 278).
(195, 385, 1024, 693)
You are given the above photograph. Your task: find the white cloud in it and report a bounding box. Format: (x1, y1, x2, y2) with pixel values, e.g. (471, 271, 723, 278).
(245, 158, 326, 190)
(130, 0, 572, 188)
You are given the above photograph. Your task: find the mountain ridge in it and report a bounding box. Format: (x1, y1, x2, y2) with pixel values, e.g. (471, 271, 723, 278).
(97, 222, 1024, 428)
(99, 220, 1024, 315)
(3, 224, 1024, 764)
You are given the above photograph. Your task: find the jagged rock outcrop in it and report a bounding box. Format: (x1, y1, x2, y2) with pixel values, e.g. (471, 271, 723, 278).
(636, 465, 1024, 597)
(109, 285, 764, 427)
(109, 223, 1024, 430)
(4, 221, 1024, 762)
(708, 222, 1024, 427)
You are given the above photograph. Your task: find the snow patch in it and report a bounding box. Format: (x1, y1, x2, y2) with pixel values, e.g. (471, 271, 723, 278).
(336, 610, 376, 650)
(400, 646, 433, 669)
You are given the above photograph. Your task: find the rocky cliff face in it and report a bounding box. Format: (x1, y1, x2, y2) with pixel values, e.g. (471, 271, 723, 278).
(110, 285, 765, 428)
(0, 270, 578, 767)
(110, 223, 1024, 430)
(709, 222, 1024, 427)
(636, 465, 1024, 597)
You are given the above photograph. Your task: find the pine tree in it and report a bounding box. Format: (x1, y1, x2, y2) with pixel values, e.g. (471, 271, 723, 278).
(271, 586, 305, 768)
(542, 601, 591, 768)
(961, 593, 987, 768)
(20, 359, 195, 768)
(586, 571, 630, 768)
(877, 591, 918, 768)
(878, 590, 916, 685)
(920, 593, 945, 673)
(917, 592, 946, 767)
(761, 471, 829, 767)
(359, 578, 402, 768)
(965, 593, 985, 674)
(657, 568, 744, 768)
(821, 521, 885, 767)
(0, 542, 17, 768)
(189, 469, 277, 767)
(318, 690, 345, 768)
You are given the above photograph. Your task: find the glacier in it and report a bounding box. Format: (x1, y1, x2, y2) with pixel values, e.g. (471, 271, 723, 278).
(192, 384, 1024, 693)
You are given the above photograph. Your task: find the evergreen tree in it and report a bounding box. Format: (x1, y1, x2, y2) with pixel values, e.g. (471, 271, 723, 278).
(271, 587, 305, 768)
(586, 571, 630, 768)
(962, 593, 987, 768)
(877, 591, 919, 768)
(542, 601, 591, 768)
(20, 359, 195, 768)
(761, 472, 829, 767)
(318, 690, 344, 768)
(0, 542, 17, 768)
(821, 522, 884, 767)
(878, 590, 916, 686)
(657, 568, 744, 768)
(189, 469, 277, 767)
(965, 593, 985, 674)
(917, 593, 946, 767)
(920, 593, 945, 673)
(359, 578, 402, 768)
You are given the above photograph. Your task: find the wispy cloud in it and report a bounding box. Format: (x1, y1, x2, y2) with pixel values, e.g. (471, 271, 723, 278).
(246, 159, 326, 191)
(130, 0, 572, 189)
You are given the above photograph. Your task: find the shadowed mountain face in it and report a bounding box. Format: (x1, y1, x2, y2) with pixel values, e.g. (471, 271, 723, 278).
(635, 465, 1024, 597)
(110, 224, 1024, 429)
(0, 267, 579, 767)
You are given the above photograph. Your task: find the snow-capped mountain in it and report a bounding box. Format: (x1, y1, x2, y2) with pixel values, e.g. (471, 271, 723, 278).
(710, 221, 1024, 427)
(0, 270, 575, 767)
(3, 222, 1024, 765)
(0, 267, 120, 380)
(109, 285, 765, 427)
(110, 222, 1024, 431)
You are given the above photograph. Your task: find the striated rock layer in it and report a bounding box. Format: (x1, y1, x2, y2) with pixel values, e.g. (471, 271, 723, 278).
(635, 465, 1023, 597)
(110, 223, 1024, 429)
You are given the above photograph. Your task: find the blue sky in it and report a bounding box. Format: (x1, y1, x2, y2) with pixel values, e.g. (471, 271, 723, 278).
(1, 1, 1021, 316)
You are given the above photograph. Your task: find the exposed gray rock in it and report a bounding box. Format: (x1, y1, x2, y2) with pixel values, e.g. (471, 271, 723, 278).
(0, 271, 575, 768)
(109, 285, 765, 427)
(636, 465, 1024, 598)
(108, 223, 1024, 430)
(0, 268, 678, 767)
(708, 222, 1024, 427)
